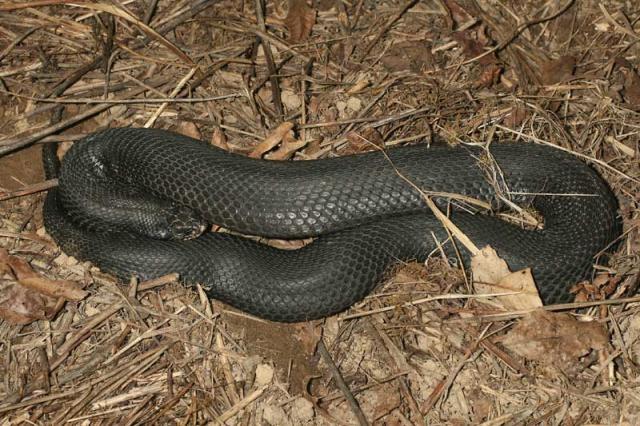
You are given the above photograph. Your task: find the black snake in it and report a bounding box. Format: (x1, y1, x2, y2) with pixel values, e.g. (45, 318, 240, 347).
(42, 128, 620, 322)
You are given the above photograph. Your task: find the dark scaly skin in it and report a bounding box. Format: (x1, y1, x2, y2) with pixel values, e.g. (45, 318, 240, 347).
(42, 128, 620, 322)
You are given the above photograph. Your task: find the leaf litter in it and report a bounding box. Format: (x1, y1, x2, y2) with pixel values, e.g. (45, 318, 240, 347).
(0, 0, 639, 424)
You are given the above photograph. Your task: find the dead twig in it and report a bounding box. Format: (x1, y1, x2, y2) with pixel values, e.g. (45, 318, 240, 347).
(317, 339, 369, 426)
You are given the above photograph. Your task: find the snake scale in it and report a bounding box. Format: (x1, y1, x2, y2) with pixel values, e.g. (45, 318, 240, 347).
(42, 128, 620, 322)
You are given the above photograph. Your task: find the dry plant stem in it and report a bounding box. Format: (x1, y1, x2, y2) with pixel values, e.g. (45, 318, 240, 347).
(359, 0, 419, 60)
(0, 73, 177, 156)
(74, 3, 196, 67)
(317, 339, 370, 426)
(0, 27, 38, 61)
(421, 324, 490, 414)
(0, 179, 58, 201)
(0, 1, 80, 11)
(479, 339, 529, 375)
(122, 394, 155, 426)
(0, 103, 114, 156)
(0, 0, 216, 156)
(367, 319, 426, 426)
(318, 371, 410, 403)
(142, 383, 194, 424)
(143, 67, 198, 128)
(216, 332, 240, 404)
(215, 384, 269, 423)
(494, 123, 639, 183)
(143, 0, 159, 25)
(0, 343, 169, 414)
(454, 295, 640, 323)
(137, 273, 180, 291)
(356, 133, 480, 253)
(459, 0, 576, 68)
(599, 4, 639, 41)
(2, 90, 242, 105)
(50, 304, 124, 371)
(254, 0, 284, 118)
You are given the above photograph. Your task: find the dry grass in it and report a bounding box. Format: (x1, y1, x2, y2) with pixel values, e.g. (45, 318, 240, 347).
(1, 0, 639, 424)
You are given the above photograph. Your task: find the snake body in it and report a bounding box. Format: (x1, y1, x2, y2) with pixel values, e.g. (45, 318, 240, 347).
(43, 128, 619, 321)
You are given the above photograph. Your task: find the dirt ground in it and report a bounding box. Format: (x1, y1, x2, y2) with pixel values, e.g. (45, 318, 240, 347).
(1, 0, 639, 424)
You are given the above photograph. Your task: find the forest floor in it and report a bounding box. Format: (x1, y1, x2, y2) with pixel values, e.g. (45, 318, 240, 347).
(0, 0, 639, 424)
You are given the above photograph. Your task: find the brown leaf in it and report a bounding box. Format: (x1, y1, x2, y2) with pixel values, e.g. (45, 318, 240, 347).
(315, 0, 337, 12)
(0, 281, 49, 324)
(0, 249, 11, 276)
(472, 246, 542, 310)
(452, 27, 497, 66)
(502, 310, 609, 373)
(474, 63, 502, 88)
(503, 105, 528, 128)
(467, 387, 493, 422)
(381, 41, 434, 73)
(621, 67, 640, 106)
(249, 122, 295, 158)
(0, 249, 85, 324)
(442, 0, 473, 28)
(344, 128, 385, 154)
(175, 121, 202, 140)
(571, 273, 621, 302)
(210, 126, 229, 151)
(265, 132, 308, 160)
(6, 252, 87, 301)
(284, 0, 316, 43)
(540, 55, 576, 86)
(361, 383, 401, 421)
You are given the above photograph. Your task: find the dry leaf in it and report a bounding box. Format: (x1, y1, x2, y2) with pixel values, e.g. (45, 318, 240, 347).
(0, 250, 11, 276)
(249, 122, 295, 158)
(381, 41, 434, 73)
(6, 251, 87, 301)
(315, 0, 337, 11)
(291, 398, 314, 422)
(175, 121, 202, 140)
(474, 63, 502, 88)
(284, 0, 316, 43)
(502, 310, 609, 374)
(442, 0, 474, 28)
(254, 363, 274, 387)
(621, 67, 640, 106)
(472, 246, 542, 310)
(361, 383, 401, 420)
(540, 55, 576, 86)
(0, 248, 86, 324)
(450, 25, 501, 88)
(281, 89, 302, 110)
(571, 273, 621, 303)
(344, 128, 385, 154)
(265, 132, 308, 160)
(504, 105, 528, 128)
(0, 282, 49, 324)
(210, 126, 229, 151)
(346, 76, 371, 94)
(452, 27, 497, 66)
(467, 387, 493, 422)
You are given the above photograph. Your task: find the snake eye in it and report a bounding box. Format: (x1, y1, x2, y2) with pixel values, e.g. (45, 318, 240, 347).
(165, 205, 208, 240)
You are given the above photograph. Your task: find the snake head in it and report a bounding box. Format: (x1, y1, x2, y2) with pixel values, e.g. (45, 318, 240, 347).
(159, 205, 208, 240)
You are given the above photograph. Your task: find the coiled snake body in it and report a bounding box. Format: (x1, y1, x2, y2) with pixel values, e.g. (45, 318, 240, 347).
(43, 128, 619, 321)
